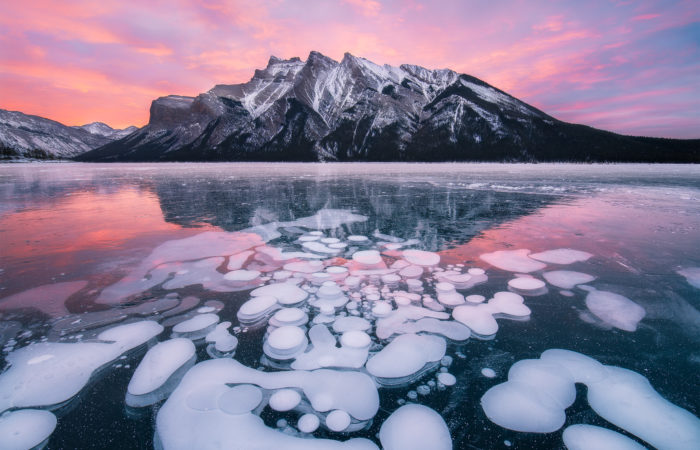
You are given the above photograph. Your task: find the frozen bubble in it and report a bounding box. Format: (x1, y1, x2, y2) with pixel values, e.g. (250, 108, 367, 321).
(481, 368, 497, 378)
(173, 313, 219, 334)
(329, 243, 348, 249)
(407, 390, 417, 400)
(311, 272, 332, 284)
(206, 322, 238, 353)
(218, 384, 263, 415)
(563, 424, 647, 450)
(585, 289, 645, 332)
(269, 389, 302, 411)
(0, 409, 57, 450)
(529, 249, 592, 265)
(481, 349, 700, 449)
(417, 385, 430, 395)
(508, 277, 546, 291)
(237, 295, 279, 323)
(677, 267, 700, 289)
(128, 338, 196, 396)
(197, 306, 216, 313)
(303, 241, 340, 255)
(347, 235, 369, 242)
(437, 372, 456, 386)
(366, 334, 446, 379)
(252, 283, 309, 306)
(543, 271, 596, 289)
(379, 404, 452, 450)
(468, 268, 485, 276)
(298, 413, 320, 433)
(309, 231, 324, 236)
(300, 235, 321, 242)
(321, 237, 340, 244)
(466, 295, 486, 304)
(267, 326, 306, 352)
(340, 331, 371, 349)
(223, 269, 260, 284)
(372, 302, 393, 317)
(479, 249, 546, 273)
(227, 250, 255, 270)
(0, 321, 162, 413)
(326, 409, 351, 432)
(352, 250, 382, 266)
(284, 260, 324, 274)
(270, 308, 308, 327)
(399, 265, 424, 278)
(402, 250, 440, 267)
(381, 274, 401, 285)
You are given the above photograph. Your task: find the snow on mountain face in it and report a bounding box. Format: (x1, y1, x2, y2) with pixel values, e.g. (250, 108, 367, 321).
(76, 51, 699, 163)
(0, 110, 137, 160)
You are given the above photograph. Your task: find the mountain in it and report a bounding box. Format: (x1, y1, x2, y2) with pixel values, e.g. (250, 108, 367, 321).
(73, 122, 139, 140)
(76, 51, 698, 162)
(0, 110, 136, 160)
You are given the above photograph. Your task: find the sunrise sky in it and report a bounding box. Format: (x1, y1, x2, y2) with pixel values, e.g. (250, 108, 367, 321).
(0, 0, 698, 138)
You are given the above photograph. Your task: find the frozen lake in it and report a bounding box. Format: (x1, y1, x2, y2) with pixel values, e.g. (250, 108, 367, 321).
(0, 162, 699, 449)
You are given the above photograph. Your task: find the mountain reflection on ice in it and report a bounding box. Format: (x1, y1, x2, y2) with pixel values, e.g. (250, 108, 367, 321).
(0, 162, 698, 450)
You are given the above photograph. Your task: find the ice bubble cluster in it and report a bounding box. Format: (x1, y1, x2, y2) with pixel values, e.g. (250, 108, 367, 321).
(584, 288, 645, 332)
(0, 321, 163, 413)
(156, 358, 379, 449)
(481, 349, 700, 449)
(0, 409, 57, 450)
(291, 325, 370, 370)
(379, 404, 452, 450)
(366, 334, 446, 384)
(452, 292, 530, 337)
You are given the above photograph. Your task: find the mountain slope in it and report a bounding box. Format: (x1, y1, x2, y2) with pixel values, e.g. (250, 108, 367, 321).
(77, 52, 699, 163)
(0, 110, 136, 160)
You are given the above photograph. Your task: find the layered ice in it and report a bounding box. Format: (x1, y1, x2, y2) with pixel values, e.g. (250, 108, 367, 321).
(379, 404, 452, 450)
(0, 321, 163, 412)
(481, 349, 700, 449)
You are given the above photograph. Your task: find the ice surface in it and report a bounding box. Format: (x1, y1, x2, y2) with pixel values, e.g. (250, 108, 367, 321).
(543, 271, 596, 289)
(529, 249, 593, 265)
(0, 280, 87, 317)
(128, 338, 196, 396)
(0, 321, 162, 412)
(366, 334, 446, 379)
(481, 349, 700, 449)
(237, 295, 280, 324)
(677, 267, 700, 289)
(562, 424, 647, 450)
(480, 249, 546, 273)
(0, 409, 57, 450)
(584, 289, 645, 331)
(379, 404, 452, 450)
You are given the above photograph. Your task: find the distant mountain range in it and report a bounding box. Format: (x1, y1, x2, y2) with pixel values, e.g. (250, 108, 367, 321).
(0, 109, 137, 160)
(3, 51, 699, 162)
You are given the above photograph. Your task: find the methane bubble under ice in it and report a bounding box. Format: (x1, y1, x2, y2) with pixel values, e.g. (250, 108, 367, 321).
(379, 404, 452, 450)
(479, 249, 546, 273)
(481, 349, 700, 449)
(0, 409, 57, 450)
(529, 249, 593, 265)
(562, 424, 647, 450)
(543, 270, 596, 289)
(584, 289, 645, 332)
(127, 338, 196, 396)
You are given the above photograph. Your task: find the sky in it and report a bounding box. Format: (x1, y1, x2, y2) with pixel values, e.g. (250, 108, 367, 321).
(0, 0, 698, 138)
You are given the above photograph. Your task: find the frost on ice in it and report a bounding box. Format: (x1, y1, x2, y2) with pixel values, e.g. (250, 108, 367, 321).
(481, 349, 700, 449)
